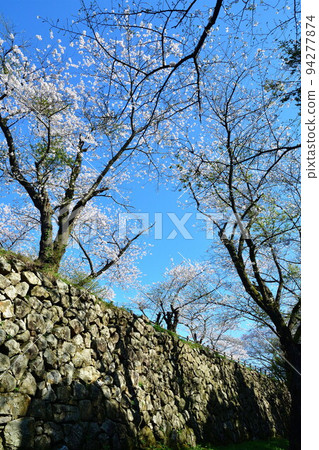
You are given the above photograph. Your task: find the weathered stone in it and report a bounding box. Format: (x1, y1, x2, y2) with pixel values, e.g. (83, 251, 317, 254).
(4, 285, 18, 300)
(28, 398, 52, 420)
(34, 435, 51, 449)
(10, 259, 25, 273)
(0, 257, 11, 275)
(134, 318, 146, 334)
(0, 299, 14, 318)
(72, 349, 92, 368)
(15, 318, 26, 330)
(21, 271, 41, 285)
(4, 417, 35, 448)
(27, 313, 46, 334)
(90, 323, 99, 338)
(0, 372, 16, 392)
(55, 385, 71, 402)
(139, 426, 157, 449)
(0, 329, 6, 345)
(16, 330, 31, 344)
(105, 399, 120, 421)
(61, 363, 75, 385)
(1, 320, 19, 337)
(40, 384, 57, 402)
(62, 341, 77, 356)
(72, 334, 84, 347)
(0, 274, 10, 290)
(84, 333, 92, 348)
(41, 308, 53, 323)
(152, 411, 162, 426)
(29, 355, 45, 378)
(45, 370, 62, 385)
(53, 404, 80, 422)
(94, 336, 108, 353)
(28, 296, 43, 311)
(30, 285, 50, 299)
(3, 338, 21, 356)
(11, 354, 29, 379)
(43, 422, 64, 443)
(15, 281, 29, 297)
(43, 348, 58, 368)
(19, 373, 37, 396)
(0, 415, 12, 424)
(42, 277, 54, 289)
(60, 294, 70, 308)
(77, 366, 100, 383)
(101, 418, 117, 435)
(14, 298, 31, 318)
(6, 272, 21, 286)
(46, 333, 58, 347)
(21, 342, 39, 360)
(0, 393, 31, 418)
(69, 318, 84, 334)
(79, 399, 93, 420)
(53, 326, 71, 341)
(55, 278, 69, 293)
(64, 423, 85, 449)
(114, 373, 126, 391)
(35, 334, 48, 350)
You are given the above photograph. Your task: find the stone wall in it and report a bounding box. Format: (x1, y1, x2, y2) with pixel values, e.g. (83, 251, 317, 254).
(0, 254, 290, 449)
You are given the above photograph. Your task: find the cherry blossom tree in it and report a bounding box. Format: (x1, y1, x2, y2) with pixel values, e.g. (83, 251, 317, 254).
(133, 259, 249, 359)
(0, 17, 198, 283)
(0, 0, 227, 283)
(135, 259, 228, 330)
(49, 0, 224, 116)
(242, 327, 287, 381)
(173, 34, 301, 450)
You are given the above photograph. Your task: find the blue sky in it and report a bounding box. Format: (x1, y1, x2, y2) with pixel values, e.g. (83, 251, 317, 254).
(0, 0, 215, 299)
(1, 0, 81, 35)
(0, 0, 300, 309)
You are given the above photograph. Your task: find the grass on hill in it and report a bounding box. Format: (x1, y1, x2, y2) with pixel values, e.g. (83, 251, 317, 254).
(205, 437, 289, 450)
(150, 438, 289, 450)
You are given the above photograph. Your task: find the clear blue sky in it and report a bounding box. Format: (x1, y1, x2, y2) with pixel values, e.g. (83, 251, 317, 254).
(0, 0, 214, 300)
(1, 0, 82, 36)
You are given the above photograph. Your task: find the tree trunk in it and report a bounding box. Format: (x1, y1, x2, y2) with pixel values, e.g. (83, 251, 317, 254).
(287, 371, 301, 450)
(38, 206, 54, 266)
(283, 342, 301, 450)
(38, 208, 70, 273)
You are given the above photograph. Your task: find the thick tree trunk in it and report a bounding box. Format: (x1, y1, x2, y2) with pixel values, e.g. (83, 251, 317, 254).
(38, 209, 69, 273)
(38, 207, 54, 266)
(283, 342, 301, 450)
(287, 372, 301, 450)
(165, 310, 179, 333)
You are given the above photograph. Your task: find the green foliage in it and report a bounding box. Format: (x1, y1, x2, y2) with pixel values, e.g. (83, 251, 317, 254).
(31, 139, 74, 170)
(147, 438, 288, 450)
(265, 39, 300, 108)
(0, 247, 38, 269)
(62, 270, 110, 299)
(179, 338, 204, 351)
(152, 324, 231, 364)
(206, 438, 288, 450)
(152, 323, 178, 338)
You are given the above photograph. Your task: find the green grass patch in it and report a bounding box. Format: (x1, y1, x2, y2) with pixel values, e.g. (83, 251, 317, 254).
(152, 323, 179, 339)
(151, 323, 228, 359)
(0, 247, 39, 269)
(149, 438, 288, 450)
(190, 438, 289, 450)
